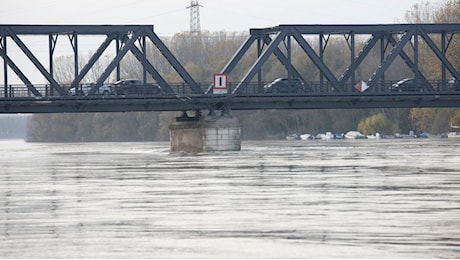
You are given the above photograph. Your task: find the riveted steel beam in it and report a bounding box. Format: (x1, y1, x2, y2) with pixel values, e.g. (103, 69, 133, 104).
(291, 27, 343, 92)
(145, 30, 202, 94)
(419, 27, 460, 82)
(7, 29, 66, 96)
(339, 34, 380, 83)
(0, 25, 154, 35)
(385, 33, 432, 90)
(0, 47, 40, 96)
(94, 29, 143, 88)
(76, 34, 116, 93)
(233, 30, 289, 95)
(129, 45, 174, 94)
(367, 26, 416, 85)
(263, 34, 308, 86)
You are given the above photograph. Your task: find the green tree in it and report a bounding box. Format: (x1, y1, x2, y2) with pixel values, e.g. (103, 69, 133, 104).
(358, 113, 398, 135)
(409, 108, 436, 133)
(449, 109, 460, 126)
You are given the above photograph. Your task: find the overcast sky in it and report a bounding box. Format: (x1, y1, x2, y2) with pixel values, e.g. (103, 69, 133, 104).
(1, 0, 442, 36)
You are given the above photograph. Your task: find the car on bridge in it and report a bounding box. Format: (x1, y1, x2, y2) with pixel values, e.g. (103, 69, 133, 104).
(264, 78, 305, 93)
(390, 78, 425, 92)
(111, 79, 161, 96)
(449, 77, 460, 91)
(68, 83, 112, 96)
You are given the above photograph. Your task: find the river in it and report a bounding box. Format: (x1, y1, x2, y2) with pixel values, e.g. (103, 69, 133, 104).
(0, 139, 459, 258)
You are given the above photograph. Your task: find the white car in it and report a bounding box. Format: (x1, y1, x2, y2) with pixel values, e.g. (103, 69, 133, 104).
(68, 83, 112, 96)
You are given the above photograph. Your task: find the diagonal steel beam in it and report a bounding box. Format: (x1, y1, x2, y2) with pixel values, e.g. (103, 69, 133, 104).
(206, 35, 257, 94)
(339, 33, 380, 83)
(72, 34, 115, 89)
(94, 30, 143, 89)
(129, 45, 174, 94)
(0, 46, 41, 96)
(221, 35, 256, 75)
(145, 30, 202, 94)
(7, 29, 65, 96)
(232, 30, 288, 95)
(385, 33, 432, 90)
(419, 27, 460, 81)
(263, 34, 308, 86)
(368, 26, 416, 85)
(1, 36, 4, 97)
(291, 27, 343, 92)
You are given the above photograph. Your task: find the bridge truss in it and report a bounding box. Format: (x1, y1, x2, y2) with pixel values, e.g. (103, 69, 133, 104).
(1, 24, 460, 113)
(216, 24, 460, 95)
(0, 25, 202, 97)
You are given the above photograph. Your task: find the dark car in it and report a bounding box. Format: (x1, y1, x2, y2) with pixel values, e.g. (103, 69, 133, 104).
(68, 83, 112, 96)
(111, 79, 161, 95)
(390, 78, 424, 92)
(264, 78, 305, 93)
(449, 77, 460, 91)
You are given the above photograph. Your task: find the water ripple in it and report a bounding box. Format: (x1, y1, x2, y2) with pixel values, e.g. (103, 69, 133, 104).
(1, 139, 460, 258)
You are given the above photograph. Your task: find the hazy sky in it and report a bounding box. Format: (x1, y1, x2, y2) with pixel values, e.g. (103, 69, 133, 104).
(1, 0, 442, 36)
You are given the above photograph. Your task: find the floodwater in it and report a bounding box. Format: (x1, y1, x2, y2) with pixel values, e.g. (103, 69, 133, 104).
(0, 139, 460, 258)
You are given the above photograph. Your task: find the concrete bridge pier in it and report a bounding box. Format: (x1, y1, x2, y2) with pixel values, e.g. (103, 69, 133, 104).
(169, 111, 241, 153)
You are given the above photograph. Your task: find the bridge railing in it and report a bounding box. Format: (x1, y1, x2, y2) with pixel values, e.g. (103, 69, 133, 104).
(229, 80, 459, 95)
(0, 83, 215, 98)
(1, 80, 459, 98)
(1, 84, 57, 98)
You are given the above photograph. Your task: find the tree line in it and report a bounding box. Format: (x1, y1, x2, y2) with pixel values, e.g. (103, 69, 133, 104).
(26, 0, 460, 142)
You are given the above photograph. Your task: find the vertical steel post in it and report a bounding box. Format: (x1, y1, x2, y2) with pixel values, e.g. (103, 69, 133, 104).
(73, 33, 78, 90)
(287, 32, 291, 85)
(116, 38, 120, 80)
(2, 37, 7, 97)
(257, 37, 262, 92)
(49, 34, 55, 96)
(49, 35, 53, 81)
(350, 32, 355, 91)
(414, 28, 419, 88)
(319, 33, 324, 89)
(442, 32, 446, 90)
(142, 36, 147, 84)
(380, 34, 385, 91)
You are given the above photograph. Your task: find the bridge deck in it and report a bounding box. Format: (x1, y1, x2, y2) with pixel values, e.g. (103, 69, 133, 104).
(1, 89, 460, 113)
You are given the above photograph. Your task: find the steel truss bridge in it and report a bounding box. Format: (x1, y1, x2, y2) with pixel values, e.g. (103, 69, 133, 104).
(1, 24, 460, 113)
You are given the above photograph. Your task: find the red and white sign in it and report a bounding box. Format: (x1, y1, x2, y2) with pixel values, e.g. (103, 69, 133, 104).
(213, 73, 228, 94)
(354, 80, 369, 93)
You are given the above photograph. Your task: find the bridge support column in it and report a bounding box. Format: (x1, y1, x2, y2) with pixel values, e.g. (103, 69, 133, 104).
(169, 112, 241, 153)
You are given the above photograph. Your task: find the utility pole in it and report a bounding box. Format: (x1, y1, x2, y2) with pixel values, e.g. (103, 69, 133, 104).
(186, 0, 203, 34)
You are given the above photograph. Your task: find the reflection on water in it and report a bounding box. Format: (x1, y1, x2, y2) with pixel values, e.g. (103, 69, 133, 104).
(1, 139, 460, 258)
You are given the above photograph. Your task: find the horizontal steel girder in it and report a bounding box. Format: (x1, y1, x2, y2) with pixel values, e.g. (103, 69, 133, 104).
(1, 93, 460, 113)
(0, 25, 154, 35)
(251, 24, 460, 35)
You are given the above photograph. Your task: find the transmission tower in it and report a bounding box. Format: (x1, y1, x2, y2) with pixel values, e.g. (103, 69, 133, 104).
(186, 0, 203, 34)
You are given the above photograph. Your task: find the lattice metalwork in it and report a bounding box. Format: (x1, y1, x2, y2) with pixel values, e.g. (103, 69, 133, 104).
(187, 1, 203, 34)
(0, 25, 202, 98)
(2, 24, 460, 113)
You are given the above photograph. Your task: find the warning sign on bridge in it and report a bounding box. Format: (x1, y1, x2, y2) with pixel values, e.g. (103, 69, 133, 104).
(213, 74, 228, 94)
(354, 80, 369, 93)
